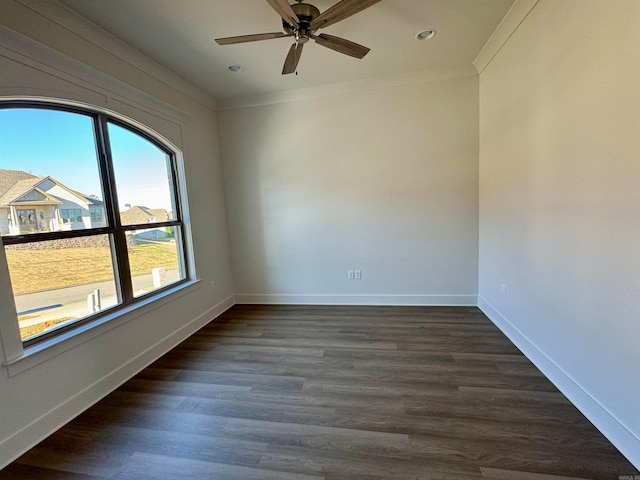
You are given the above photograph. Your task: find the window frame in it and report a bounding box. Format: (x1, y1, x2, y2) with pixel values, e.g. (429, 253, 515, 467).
(0, 100, 191, 348)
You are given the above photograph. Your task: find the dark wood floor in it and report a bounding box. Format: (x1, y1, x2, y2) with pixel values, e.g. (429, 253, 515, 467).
(1, 305, 637, 479)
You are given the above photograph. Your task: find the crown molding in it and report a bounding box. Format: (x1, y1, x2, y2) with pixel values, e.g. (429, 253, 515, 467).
(218, 65, 477, 111)
(473, 0, 540, 74)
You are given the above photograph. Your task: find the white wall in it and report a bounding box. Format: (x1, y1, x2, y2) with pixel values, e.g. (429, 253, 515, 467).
(219, 76, 479, 305)
(478, 0, 640, 467)
(0, 0, 234, 468)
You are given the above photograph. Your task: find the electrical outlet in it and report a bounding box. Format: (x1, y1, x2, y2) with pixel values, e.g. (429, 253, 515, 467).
(500, 284, 506, 296)
(210, 280, 216, 290)
(348, 270, 362, 280)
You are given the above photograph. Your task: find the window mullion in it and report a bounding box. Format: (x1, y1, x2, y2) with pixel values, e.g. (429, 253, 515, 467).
(95, 115, 134, 304)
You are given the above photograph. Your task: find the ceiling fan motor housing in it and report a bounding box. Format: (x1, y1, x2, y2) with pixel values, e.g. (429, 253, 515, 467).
(283, 3, 320, 34)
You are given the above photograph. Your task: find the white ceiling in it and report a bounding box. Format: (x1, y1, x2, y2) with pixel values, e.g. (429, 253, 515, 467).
(57, 0, 515, 102)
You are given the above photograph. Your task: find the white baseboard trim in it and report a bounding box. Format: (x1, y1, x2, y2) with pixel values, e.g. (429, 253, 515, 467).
(235, 293, 477, 306)
(0, 294, 235, 470)
(478, 296, 640, 470)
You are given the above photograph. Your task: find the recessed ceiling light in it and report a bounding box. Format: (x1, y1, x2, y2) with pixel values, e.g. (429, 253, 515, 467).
(227, 64, 244, 73)
(416, 29, 436, 41)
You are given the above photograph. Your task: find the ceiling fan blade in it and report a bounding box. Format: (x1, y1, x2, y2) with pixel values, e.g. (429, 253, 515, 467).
(265, 0, 300, 28)
(282, 42, 304, 74)
(310, 0, 381, 30)
(215, 32, 292, 45)
(313, 33, 370, 59)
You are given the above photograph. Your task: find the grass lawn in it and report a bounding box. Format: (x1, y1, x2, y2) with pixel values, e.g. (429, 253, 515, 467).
(6, 243, 179, 295)
(19, 316, 73, 340)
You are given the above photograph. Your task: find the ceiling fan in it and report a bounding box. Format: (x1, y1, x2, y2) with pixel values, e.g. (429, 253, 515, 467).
(215, 0, 381, 74)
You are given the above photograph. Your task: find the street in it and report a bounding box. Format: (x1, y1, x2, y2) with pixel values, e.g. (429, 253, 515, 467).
(16, 270, 180, 327)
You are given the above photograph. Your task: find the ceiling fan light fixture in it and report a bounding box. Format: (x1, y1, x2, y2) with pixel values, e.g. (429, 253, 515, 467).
(227, 64, 244, 73)
(416, 29, 436, 41)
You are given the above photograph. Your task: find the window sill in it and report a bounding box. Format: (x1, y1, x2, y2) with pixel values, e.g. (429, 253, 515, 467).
(2, 279, 201, 377)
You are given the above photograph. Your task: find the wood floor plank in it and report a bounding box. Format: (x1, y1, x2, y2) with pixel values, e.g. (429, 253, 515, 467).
(177, 396, 337, 425)
(481, 466, 593, 480)
(2, 305, 637, 479)
(404, 396, 597, 427)
(187, 335, 399, 350)
(118, 377, 252, 399)
(247, 389, 408, 410)
(14, 441, 131, 478)
(257, 444, 484, 480)
(409, 435, 632, 479)
(0, 464, 111, 480)
(92, 425, 268, 468)
(112, 452, 323, 480)
(222, 417, 410, 459)
(70, 405, 230, 438)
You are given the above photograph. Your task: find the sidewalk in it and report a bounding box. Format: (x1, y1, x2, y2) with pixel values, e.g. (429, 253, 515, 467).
(17, 270, 180, 328)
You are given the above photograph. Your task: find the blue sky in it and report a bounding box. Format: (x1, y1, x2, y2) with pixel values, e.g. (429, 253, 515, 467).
(0, 108, 173, 211)
(108, 122, 174, 212)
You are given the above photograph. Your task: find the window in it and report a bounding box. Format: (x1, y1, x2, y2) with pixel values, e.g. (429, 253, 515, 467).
(0, 102, 189, 346)
(17, 209, 36, 227)
(61, 208, 83, 223)
(90, 208, 103, 223)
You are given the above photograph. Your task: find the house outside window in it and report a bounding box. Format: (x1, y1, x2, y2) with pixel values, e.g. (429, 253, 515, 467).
(0, 102, 190, 346)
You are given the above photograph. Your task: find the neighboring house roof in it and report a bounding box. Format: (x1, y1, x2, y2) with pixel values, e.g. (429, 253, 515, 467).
(85, 196, 104, 206)
(0, 169, 38, 203)
(0, 169, 103, 207)
(120, 206, 169, 225)
(0, 179, 62, 206)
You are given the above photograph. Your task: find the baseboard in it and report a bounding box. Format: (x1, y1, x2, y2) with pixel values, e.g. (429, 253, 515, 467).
(235, 293, 478, 306)
(0, 294, 235, 470)
(478, 296, 640, 470)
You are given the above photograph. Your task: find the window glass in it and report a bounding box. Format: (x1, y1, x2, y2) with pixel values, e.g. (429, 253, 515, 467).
(127, 226, 184, 298)
(17, 209, 36, 228)
(5, 235, 119, 342)
(0, 103, 189, 346)
(90, 209, 103, 223)
(0, 108, 105, 235)
(107, 122, 176, 226)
